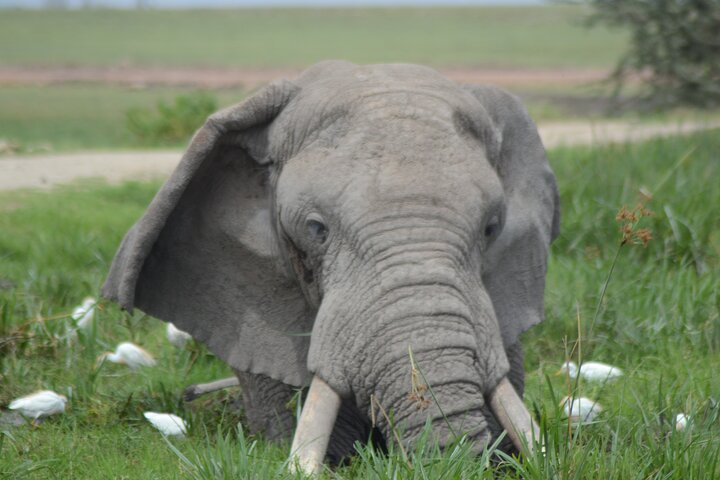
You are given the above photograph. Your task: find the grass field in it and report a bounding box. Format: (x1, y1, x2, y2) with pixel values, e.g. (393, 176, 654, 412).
(0, 5, 630, 153)
(0, 85, 247, 152)
(0, 5, 625, 153)
(0, 7, 625, 69)
(3, 6, 720, 153)
(1, 130, 718, 478)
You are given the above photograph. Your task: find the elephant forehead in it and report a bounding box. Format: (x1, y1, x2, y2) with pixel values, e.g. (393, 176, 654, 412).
(277, 130, 502, 230)
(269, 70, 488, 161)
(346, 151, 501, 224)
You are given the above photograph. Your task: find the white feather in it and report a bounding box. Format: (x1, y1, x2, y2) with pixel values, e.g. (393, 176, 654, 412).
(143, 412, 187, 437)
(560, 396, 603, 424)
(675, 413, 689, 431)
(100, 342, 156, 370)
(166, 323, 193, 349)
(71, 297, 96, 330)
(9, 390, 67, 419)
(559, 361, 623, 382)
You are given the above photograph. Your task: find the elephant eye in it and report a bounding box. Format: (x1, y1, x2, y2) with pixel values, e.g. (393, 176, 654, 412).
(305, 216, 328, 244)
(484, 215, 501, 239)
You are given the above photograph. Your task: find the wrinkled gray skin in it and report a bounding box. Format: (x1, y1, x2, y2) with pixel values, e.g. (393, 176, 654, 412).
(103, 61, 559, 461)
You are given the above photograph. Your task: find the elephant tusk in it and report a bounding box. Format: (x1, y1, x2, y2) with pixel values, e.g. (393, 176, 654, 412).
(288, 375, 341, 476)
(487, 377, 543, 455)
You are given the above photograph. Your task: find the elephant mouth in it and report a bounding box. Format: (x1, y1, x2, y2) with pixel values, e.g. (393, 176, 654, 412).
(289, 375, 542, 475)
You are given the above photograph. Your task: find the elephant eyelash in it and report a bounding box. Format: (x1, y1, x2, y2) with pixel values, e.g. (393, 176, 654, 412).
(289, 243, 315, 284)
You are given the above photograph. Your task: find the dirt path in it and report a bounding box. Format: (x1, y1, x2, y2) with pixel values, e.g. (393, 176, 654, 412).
(0, 66, 609, 89)
(1, 119, 718, 192)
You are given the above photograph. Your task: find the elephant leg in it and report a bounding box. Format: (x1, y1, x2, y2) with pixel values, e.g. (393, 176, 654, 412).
(233, 370, 297, 441)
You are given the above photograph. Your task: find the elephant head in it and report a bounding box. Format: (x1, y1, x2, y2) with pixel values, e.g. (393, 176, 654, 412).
(103, 61, 559, 471)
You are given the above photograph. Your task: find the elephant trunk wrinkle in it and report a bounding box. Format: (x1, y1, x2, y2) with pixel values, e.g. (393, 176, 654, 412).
(363, 344, 492, 453)
(350, 211, 474, 266)
(362, 284, 474, 325)
(371, 257, 479, 308)
(358, 229, 470, 268)
(347, 295, 478, 377)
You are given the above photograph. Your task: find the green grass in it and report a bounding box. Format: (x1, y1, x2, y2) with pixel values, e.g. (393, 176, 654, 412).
(0, 85, 246, 152)
(0, 7, 625, 69)
(1, 131, 719, 478)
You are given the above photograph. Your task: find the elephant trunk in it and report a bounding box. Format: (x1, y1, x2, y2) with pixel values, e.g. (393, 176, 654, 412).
(370, 363, 541, 455)
(366, 337, 493, 453)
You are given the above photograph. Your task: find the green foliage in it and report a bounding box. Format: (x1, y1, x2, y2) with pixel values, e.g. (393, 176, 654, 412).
(0, 85, 244, 152)
(126, 91, 218, 145)
(586, 0, 720, 107)
(165, 427, 295, 480)
(1, 131, 719, 477)
(530, 129, 720, 366)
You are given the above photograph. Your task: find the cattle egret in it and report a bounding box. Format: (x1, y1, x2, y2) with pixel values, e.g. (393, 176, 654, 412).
(558, 361, 623, 382)
(98, 342, 156, 370)
(560, 396, 603, 424)
(143, 412, 187, 437)
(675, 413, 689, 431)
(166, 323, 193, 349)
(9, 390, 67, 420)
(71, 297, 96, 330)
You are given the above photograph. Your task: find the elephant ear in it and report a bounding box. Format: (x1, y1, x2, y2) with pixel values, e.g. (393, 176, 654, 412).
(464, 85, 560, 347)
(102, 80, 315, 387)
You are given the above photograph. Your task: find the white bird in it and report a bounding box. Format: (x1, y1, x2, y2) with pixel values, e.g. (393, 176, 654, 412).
(675, 413, 689, 431)
(558, 361, 623, 382)
(166, 323, 193, 349)
(71, 296, 96, 330)
(143, 412, 187, 437)
(560, 396, 603, 424)
(98, 342, 156, 370)
(9, 390, 67, 420)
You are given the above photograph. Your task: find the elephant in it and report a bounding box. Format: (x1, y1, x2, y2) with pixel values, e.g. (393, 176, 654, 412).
(102, 60, 559, 472)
